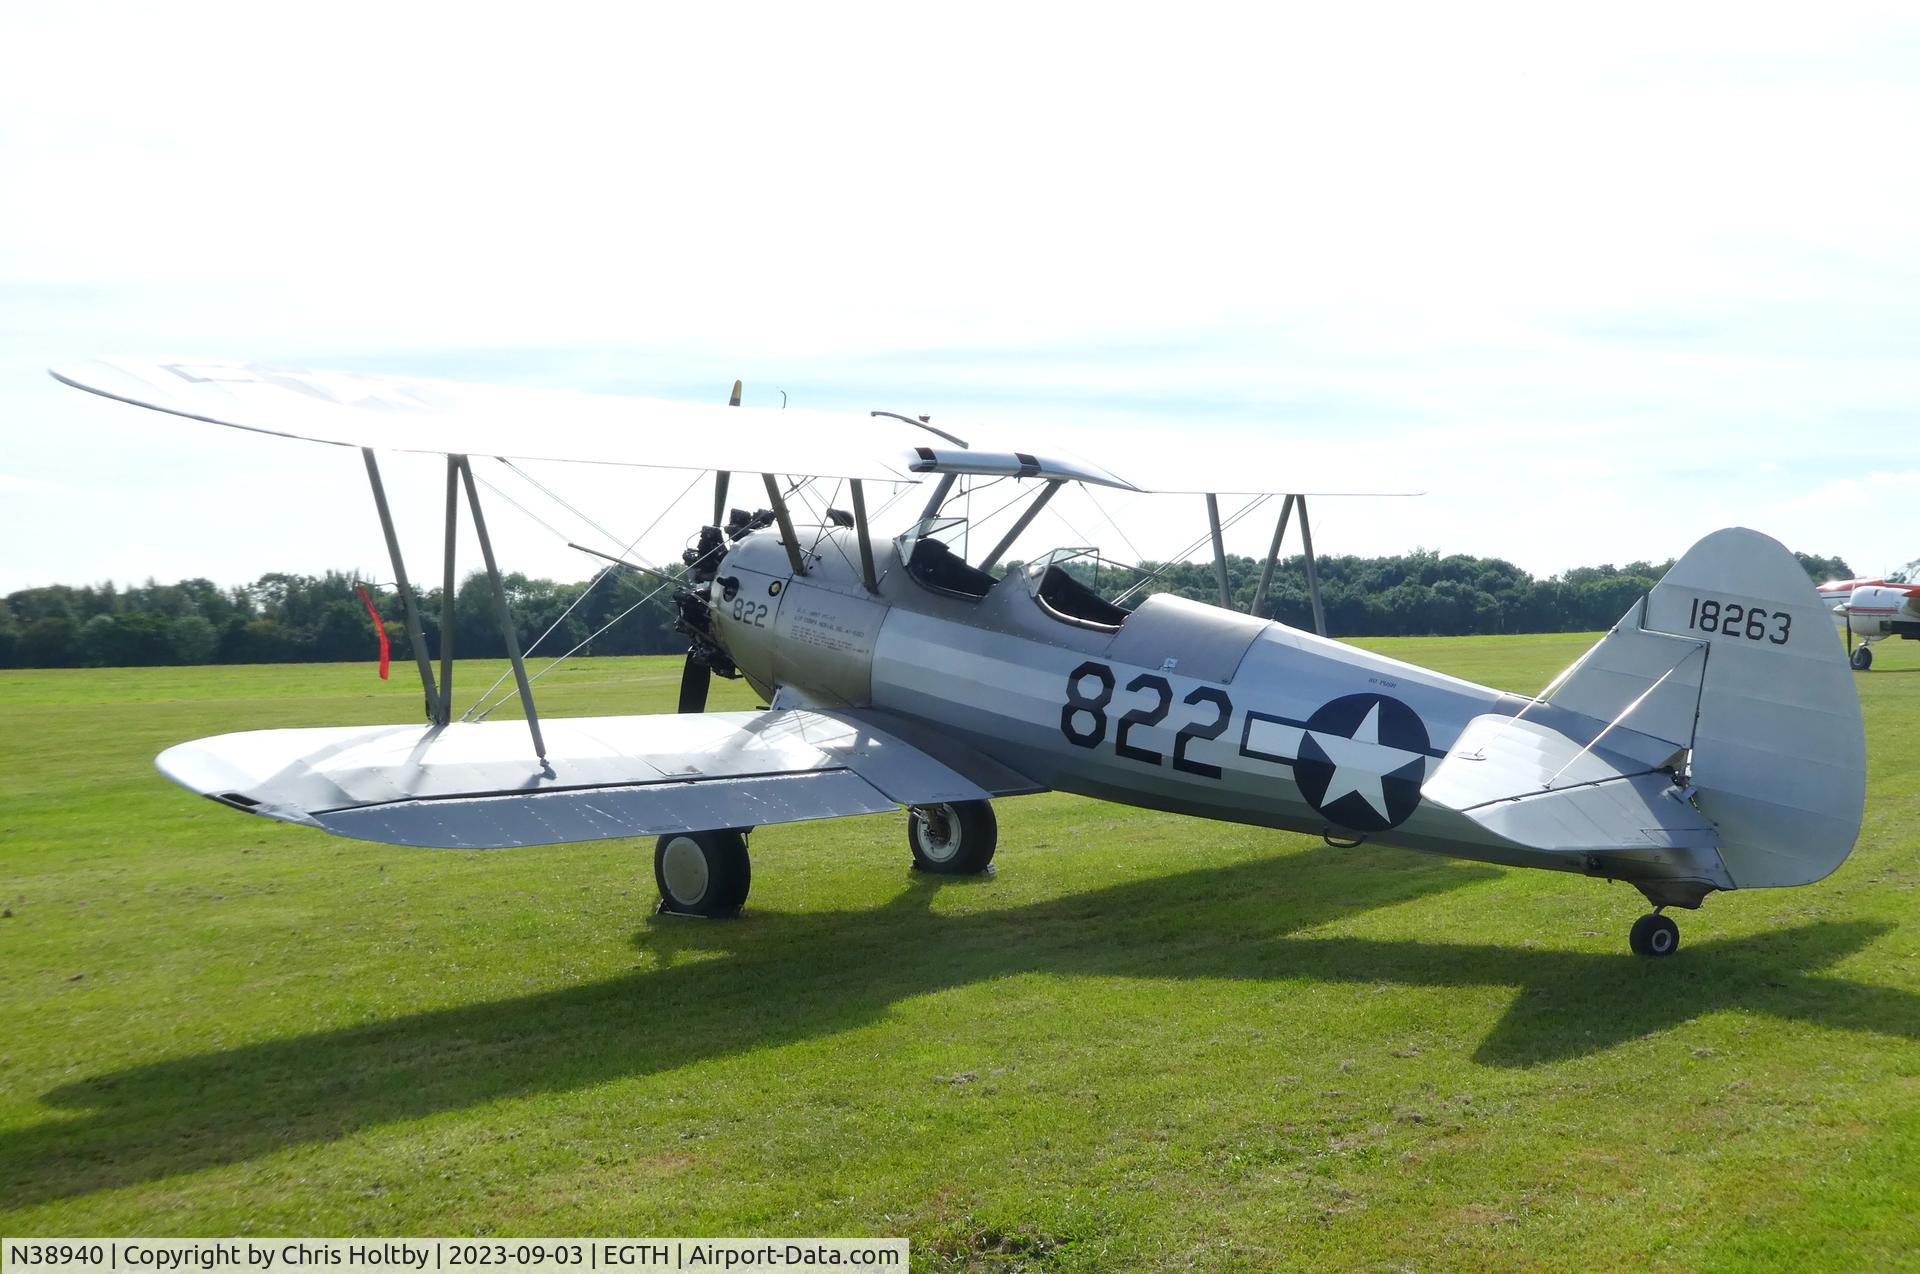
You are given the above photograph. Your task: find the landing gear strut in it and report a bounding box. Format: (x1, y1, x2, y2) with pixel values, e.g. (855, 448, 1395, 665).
(907, 800, 998, 875)
(655, 828, 752, 917)
(1628, 910, 1681, 958)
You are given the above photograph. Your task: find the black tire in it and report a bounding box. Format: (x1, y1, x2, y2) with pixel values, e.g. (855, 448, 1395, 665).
(907, 800, 997, 875)
(1852, 645, 1873, 671)
(654, 829, 751, 917)
(1628, 912, 1680, 958)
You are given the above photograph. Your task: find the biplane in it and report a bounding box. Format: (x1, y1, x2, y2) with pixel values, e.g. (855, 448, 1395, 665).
(52, 359, 1867, 957)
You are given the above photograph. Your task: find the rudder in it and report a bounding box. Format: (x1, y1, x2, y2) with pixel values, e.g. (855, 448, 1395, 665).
(1640, 528, 1865, 887)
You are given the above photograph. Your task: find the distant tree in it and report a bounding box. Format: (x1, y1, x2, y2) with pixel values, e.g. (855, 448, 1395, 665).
(5, 587, 75, 625)
(314, 599, 377, 662)
(77, 612, 175, 667)
(1794, 551, 1852, 583)
(16, 615, 79, 667)
(169, 614, 220, 664)
(226, 617, 308, 663)
(0, 600, 15, 666)
(77, 614, 118, 666)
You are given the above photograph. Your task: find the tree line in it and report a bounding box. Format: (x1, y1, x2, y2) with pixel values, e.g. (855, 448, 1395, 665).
(0, 550, 1851, 669)
(0, 569, 685, 670)
(1075, 549, 1852, 639)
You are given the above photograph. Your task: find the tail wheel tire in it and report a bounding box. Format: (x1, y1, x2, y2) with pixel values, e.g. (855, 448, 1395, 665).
(1851, 645, 1873, 671)
(1628, 912, 1680, 958)
(908, 800, 998, 875)
(655, 829, 751, 917)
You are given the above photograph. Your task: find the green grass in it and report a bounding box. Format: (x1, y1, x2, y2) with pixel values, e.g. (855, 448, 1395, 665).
(2, 635, 1918, 1270)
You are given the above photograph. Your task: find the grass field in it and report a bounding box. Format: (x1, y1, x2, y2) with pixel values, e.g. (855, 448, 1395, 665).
(3, 634, 1918, 1269)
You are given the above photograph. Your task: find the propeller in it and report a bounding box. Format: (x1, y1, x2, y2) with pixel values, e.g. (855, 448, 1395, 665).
(672, 378, 746, 715)
(677, 650, 712, 713)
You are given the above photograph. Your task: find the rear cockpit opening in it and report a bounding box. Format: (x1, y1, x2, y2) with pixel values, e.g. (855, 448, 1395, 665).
(1032, 562, 1131, 630)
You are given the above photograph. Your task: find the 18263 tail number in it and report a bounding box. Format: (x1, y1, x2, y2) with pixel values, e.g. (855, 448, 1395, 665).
(1686, 597, 1790, 645)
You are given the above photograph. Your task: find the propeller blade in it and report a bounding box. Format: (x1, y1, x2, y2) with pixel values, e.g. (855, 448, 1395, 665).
(677, 655, 712, 714)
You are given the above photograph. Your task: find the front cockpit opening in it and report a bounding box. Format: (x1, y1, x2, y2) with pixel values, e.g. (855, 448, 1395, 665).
(905, 534, 997, 600)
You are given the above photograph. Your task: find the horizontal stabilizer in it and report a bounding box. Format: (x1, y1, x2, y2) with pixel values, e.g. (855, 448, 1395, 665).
(158, 709, 1039, 849)
(1424, 714, 1731, 893)
(1426, 713, 1721, 842)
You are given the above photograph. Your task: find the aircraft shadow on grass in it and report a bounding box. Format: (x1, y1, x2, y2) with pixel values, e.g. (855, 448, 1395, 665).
(6, 846, 1918, 1207)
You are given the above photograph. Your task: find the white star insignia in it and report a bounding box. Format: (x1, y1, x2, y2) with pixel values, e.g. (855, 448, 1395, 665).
(1306, 703, 1426, 821)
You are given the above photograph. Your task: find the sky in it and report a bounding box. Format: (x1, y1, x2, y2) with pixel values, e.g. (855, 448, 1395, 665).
(2, 2, 1917, 595)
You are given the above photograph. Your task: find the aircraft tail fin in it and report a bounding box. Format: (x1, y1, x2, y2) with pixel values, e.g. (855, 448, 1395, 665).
(1551, 527, 1866, 889)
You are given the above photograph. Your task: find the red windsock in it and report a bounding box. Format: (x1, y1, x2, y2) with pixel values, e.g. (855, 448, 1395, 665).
(355, 585, 392, 680)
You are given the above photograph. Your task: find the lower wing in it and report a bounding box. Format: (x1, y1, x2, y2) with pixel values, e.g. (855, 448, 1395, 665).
(159, 709, 1043, 849)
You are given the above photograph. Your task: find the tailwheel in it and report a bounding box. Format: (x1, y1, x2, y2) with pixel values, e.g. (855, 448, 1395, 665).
(907, 800, 998, 875)
(1628, 911, 1681, 958)
(655, 828, 751, 917)
(1851, 645, 1874, 671)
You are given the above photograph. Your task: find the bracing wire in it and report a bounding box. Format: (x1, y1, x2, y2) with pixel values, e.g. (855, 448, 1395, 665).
(965, 480, 1044, 541)
(500, 458, 672, 571)
(471, 572, 686, 721)
(806, 479, 844, 555)
(1111, 494, 1270, 605)
(803, 478, 867, 581)
(1079, 484, 1149, 569)
(460, 465, 705, 721)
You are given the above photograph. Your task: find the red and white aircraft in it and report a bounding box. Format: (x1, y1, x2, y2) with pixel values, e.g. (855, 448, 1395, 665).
(1820, 559, 1920, 670)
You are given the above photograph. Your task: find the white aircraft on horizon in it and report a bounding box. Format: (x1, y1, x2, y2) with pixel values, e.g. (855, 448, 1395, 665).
(1818, 560, 1920, 670)
(51, 359, 1869, 959)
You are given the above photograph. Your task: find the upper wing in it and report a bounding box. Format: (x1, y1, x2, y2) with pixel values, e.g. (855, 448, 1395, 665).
(159, 709, 1044, 850)
(52, 358, 927, 482)
(52, 358, 1420, 496)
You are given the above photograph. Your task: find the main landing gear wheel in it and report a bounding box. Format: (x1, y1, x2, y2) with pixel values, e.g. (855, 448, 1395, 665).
(1628, 912, 1681, 958)
(907, 800, 998, 875)
(1851, 645, 1874, 671)
(654, 829, 751, 917)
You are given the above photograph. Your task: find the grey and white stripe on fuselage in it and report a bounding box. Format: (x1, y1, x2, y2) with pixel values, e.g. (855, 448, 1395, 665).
(868, 605, 1509, 847)
(713, 525, 1551, 861)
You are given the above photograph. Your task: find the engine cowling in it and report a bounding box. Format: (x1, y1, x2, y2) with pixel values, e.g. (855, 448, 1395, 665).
(1843, 585, 1918, 636)
(707, 527, 887, 706)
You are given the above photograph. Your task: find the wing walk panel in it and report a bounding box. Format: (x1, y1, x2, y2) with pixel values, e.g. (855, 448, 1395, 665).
(156, 709, 1035, 850)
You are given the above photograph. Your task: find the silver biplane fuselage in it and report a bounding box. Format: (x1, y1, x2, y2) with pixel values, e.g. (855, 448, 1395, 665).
(710, 524, 1711, 894)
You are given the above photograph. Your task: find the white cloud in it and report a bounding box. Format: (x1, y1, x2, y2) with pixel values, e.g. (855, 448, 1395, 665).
(0, 472, 64, 494)
(2, 1, 1918, 590)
